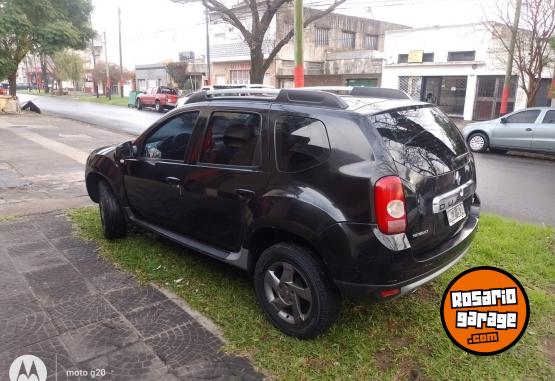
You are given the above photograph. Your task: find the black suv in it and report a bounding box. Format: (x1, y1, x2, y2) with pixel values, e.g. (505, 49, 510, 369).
(85, 87, 480, 339)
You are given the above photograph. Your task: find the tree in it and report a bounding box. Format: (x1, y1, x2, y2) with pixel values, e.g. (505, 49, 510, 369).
(485, 0, 555, 107)
(50, 50, 84, 94)
(0, 0, 93, 96)
(166, 62, 202, 90)
(92, 62, 134, 90)
(172, 0, 346, 83)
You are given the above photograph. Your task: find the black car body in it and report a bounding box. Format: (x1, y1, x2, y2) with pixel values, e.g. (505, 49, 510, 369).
(86, 87, 480, 338)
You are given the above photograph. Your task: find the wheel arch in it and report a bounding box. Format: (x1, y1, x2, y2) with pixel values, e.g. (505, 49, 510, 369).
(245, 226, 333, 280)
(86, 172, 116, 203)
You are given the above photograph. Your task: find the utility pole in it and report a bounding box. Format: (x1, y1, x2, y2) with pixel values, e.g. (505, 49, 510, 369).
(104, 31, 111, 101)
(294, 0, 304, 87)
(90, 18, 98, 98)
(500, 0, 522, 115)
(118, 7, 124, 98)
(205, 9, 211, 85)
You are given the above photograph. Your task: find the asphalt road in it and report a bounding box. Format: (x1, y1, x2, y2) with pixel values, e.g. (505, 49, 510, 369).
(14, 94, 555, 226)
(18, 93, 162, 135)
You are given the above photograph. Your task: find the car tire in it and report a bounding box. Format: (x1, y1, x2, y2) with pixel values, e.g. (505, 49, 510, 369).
(155, 101, 162, 112)
(467, 132, 489, 153)
(136, 99, 142, 110)
(254, 242, 341, 339)
(98, 180, 127, 240)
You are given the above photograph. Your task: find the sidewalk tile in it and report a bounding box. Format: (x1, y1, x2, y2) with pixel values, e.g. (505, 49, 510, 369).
(12, 251, 69, 273)
(60, 317, 139, 363)
(105, 286, 167, 314)
(46, 295, 118, 333)
(0, 311, 59, 352)
(125, 300, 192, 339)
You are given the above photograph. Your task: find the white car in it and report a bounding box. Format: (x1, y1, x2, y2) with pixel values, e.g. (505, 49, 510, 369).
(462, 107, 555, 154)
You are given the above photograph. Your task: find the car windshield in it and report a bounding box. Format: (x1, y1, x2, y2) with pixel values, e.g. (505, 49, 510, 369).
(368, 106, 468, 176)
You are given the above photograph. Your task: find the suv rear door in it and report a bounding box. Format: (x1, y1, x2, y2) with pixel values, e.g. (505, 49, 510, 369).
(369, 105, 475, 257)
(179, 105, 271, 252)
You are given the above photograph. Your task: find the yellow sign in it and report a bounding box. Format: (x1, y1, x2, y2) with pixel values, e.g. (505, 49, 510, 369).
(408, 50, 424, 63)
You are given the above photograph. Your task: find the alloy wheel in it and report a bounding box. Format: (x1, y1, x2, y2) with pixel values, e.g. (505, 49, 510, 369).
(469, 135, 485, 151)
(263, 261, 313, 325)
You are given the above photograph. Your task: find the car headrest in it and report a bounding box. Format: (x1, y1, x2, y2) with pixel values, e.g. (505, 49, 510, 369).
(223, 124, 253, 148)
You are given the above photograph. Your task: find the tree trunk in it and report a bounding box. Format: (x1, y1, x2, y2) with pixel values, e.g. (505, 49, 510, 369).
(250, 46, 266, 84)
(526, 75, 541, 107)
(57, 79, 63, 96)
(8, 72, 17, 97)
(40, 55, 49, 94)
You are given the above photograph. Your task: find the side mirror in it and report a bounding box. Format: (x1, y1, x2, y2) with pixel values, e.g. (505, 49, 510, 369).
(115, 141, 136, 163)
(500, 117, 507, 124)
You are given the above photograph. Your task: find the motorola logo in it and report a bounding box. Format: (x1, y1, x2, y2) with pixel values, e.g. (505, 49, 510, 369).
(9, 355, 47, 381)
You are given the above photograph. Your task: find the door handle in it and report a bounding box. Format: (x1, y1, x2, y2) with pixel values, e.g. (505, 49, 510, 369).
(165, 176, 181, 185)
(525, 128, 533, 132)
(235, 189, 255, 200)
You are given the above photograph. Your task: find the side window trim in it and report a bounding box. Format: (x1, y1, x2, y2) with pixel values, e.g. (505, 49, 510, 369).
(542, 110, 555, 124)
(196, 109, 264, 170)
(273, 115, 331, 173)
(138, 110, 201, 162)
(506, 110, 541, 124)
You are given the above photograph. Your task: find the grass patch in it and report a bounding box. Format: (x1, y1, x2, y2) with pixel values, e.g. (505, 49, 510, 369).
(68, 208, 555, 380)
(74, 95, 129, 107)
(0, 215, 18, 223)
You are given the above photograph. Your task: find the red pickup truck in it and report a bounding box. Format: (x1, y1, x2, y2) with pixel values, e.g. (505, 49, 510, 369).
(136, 86, 181, 112)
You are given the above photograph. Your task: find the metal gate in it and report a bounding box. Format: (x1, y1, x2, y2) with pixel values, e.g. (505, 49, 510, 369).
(473, 76, 517, 120)
(399, 76, 422, 100)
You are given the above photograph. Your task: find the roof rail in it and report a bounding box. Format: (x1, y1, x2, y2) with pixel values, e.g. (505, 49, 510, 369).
(276, 89, 349, 109)
(185, 88, 349, 109)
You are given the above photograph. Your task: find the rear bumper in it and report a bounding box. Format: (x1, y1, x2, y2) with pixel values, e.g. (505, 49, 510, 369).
(322, 197, 480, 301)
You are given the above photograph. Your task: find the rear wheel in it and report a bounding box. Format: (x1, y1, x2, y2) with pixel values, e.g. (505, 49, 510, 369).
(254, 242, 341, 339)
(98, 181, 127, 239)
(155, 100, 162, 112)
(467, 132, 489, 153)
(136, 98, 142, 110)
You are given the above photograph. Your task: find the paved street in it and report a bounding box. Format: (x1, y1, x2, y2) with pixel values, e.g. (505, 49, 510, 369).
(0, 213, 263, 380)
(18, 94, 162, 135)
(474, 153, 555, 226)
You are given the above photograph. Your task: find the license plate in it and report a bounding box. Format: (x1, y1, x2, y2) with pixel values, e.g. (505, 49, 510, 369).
(446, 202, 466, 226)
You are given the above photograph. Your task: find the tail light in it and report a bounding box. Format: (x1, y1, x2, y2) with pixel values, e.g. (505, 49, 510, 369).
(374, 176, 407, 234)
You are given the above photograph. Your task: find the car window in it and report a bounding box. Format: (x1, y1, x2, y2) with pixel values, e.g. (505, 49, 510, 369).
(274, 116, 330, 172)
(200, 111, 262, 167)
(505, 110, 541, 123)
(160, 87, 179, 95)
(542, 110, 555, 124)
(368, 106, 467, 176)
(142, 111, 199, 161)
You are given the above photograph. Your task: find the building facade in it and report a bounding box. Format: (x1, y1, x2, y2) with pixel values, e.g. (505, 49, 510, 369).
(209, 6, 407, 87)
(381, 23, 553, 120)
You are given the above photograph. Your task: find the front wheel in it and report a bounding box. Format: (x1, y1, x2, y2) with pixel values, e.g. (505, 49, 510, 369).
(467, 132, 489, 153)
(254, 242, 341, 339)
(98, 181, 127, 240)
(155, 101, 162, 112)
(136, 99, 142, 110)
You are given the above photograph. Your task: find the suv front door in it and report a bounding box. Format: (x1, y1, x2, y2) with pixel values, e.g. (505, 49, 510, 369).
(491, 109, 541, 149)
(180, 108, 270, 252)
(123, 110, 201, 228)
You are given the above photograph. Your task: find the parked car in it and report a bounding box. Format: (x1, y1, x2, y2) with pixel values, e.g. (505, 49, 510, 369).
(462, 107, 555, 154)
(136, 86, 181, 112)
(85, 87, 480, 339)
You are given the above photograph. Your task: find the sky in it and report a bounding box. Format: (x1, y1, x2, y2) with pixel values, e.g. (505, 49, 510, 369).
(91, 0, 497, 69)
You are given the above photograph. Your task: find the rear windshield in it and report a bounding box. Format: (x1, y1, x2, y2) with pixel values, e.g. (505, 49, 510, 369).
(160, 87, 179, 95)
(368, 106, 467, 176)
